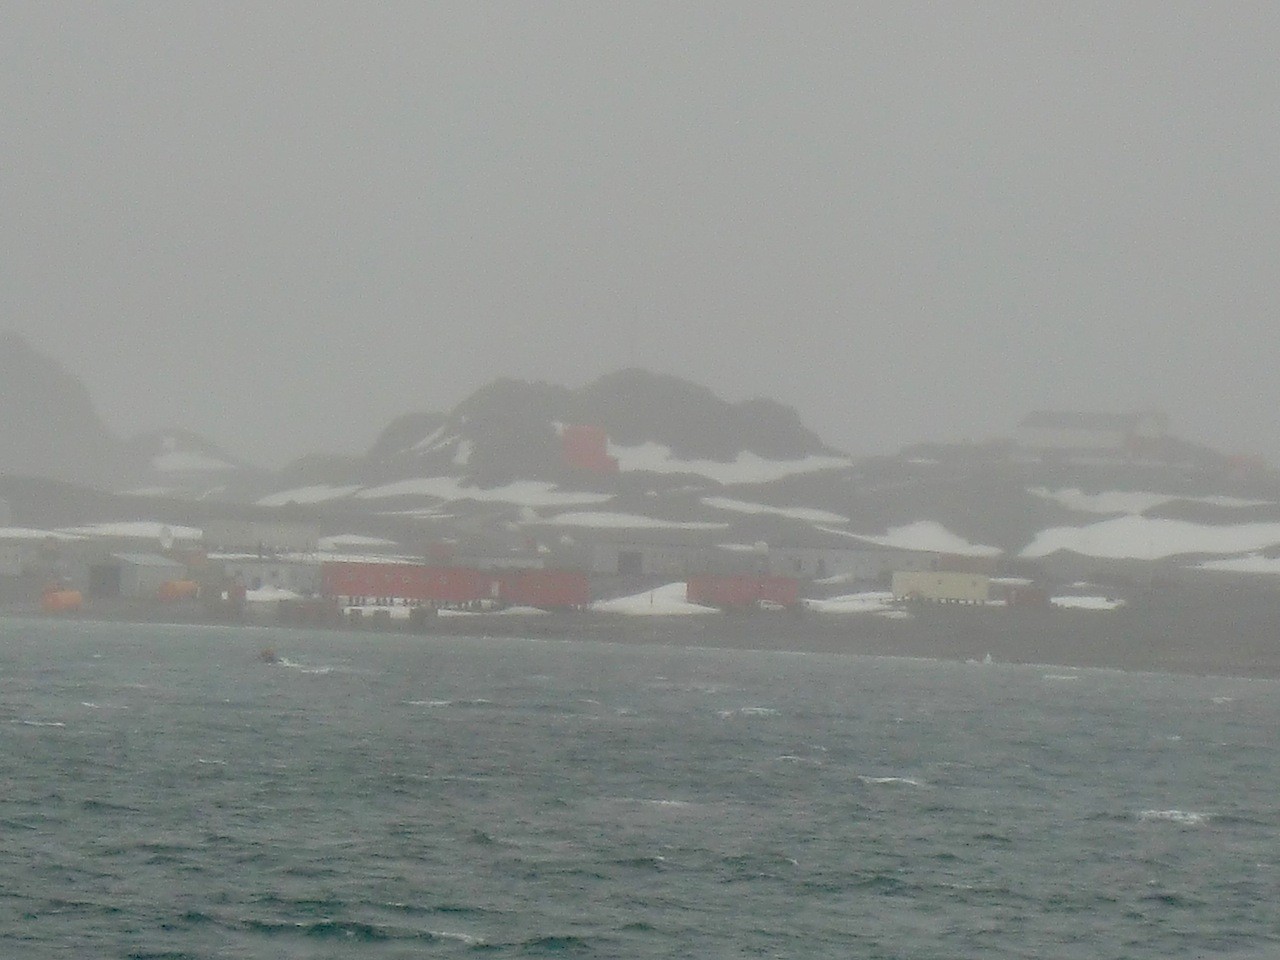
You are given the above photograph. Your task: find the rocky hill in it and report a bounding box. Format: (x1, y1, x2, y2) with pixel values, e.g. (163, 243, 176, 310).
(0, 332, 132, 488)
(0, 333, 252, 496)
(9, 333, 1280, 584)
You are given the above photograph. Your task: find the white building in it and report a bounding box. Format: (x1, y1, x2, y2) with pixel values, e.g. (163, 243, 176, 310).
(214, 555, 322, 595)
(1016, 411, 1168, 452)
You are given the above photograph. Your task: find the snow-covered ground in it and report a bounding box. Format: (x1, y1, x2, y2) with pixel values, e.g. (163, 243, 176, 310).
(408, 426, 447, 453)
(1196, 554, 1280, 575)
(0, 527, 82, 541)
(257, 484, 362, 507)
(316, 534, 399, 551)
(591, 582, 717, 615)
(545, 511, 729, 530)
(608, 441, 850, 485)
(438, 605, 548, 617)
(701, 496, 849, 524)
(1050, 595, 1125, 610)
(355, 477, 612, 507)
(819, 520, 1002, 557)
(56, 521, 202, 542)
(802, 591, 897, 615)
(1020, 516, 1280, 560)
(1028, 486, 1272, 514)
(245, 586, 302, 603)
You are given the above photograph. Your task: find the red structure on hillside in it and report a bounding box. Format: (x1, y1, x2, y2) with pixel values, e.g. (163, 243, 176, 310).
(562, 425, 619, 474)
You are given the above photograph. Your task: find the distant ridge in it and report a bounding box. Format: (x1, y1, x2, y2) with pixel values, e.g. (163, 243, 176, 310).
(0, 332, 252, 493)
(0, 332, 130, 487)
(314, 367, 845, 488)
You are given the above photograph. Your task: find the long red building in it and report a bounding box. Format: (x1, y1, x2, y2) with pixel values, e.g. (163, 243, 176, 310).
(321, 562, 589, 610)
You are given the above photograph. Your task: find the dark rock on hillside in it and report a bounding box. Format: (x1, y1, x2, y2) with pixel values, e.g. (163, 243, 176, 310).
(329, 368, 843, 490)
(448, 378, 574, 483)
(366, 411, 448, 461)
(574, 368, 834, 460)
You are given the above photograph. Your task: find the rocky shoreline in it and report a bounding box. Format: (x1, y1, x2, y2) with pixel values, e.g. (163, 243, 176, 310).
(11, 580, 1280, 680)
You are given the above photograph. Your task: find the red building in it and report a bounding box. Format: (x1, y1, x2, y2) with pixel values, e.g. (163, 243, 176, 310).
(497, 569, 590, 609)
(321, 562, 589, 610)
(561, 425, 619, 474)
(322, 562, 496, 605)
(686, 574, 800, 609)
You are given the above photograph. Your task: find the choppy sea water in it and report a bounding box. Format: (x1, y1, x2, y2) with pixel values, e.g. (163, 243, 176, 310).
(2, 617, 1278, 959)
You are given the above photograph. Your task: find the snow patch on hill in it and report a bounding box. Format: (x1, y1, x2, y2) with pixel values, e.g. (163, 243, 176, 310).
(1028, 486, 1272, 515)
(1196, 554, 1280, 575)
(355, 478, 612, 507)
(544, 511, 729, 530)
(1021, 516, 1280, 560)
(0, 527, 82, 541)
(257, 484, 362, 507)
(819, 521, 1002, 557)
(608, 441, 850, 485)
(57, 521, 202, 541)
(701, 496, 849, 524)
(409, 426, 447, 453)
(317, 534, 399, 551)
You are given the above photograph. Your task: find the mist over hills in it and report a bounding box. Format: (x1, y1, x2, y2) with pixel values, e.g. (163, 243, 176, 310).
(0, 334, 255, 496)
(5, 331, 1280, 573)
(0, 332, 133, 488)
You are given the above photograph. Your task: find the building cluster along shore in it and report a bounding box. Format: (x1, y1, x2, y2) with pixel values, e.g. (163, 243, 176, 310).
(5, 406, 1280, 678)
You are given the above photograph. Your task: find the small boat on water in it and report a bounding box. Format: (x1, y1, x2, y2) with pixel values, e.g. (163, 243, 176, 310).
(258, 647, 280, 664)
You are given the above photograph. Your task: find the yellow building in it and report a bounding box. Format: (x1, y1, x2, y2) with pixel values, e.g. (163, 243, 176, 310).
(892, 570, 990, 604)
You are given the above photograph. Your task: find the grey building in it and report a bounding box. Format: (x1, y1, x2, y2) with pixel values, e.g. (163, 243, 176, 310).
(766, 543, 936, 582)
(87, 553, 188, 600)
(1016, 410, 1168, 452)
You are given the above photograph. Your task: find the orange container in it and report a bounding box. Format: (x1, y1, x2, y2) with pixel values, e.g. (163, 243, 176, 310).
(158, 579, 200, 601)
(41, 589, 84, 613)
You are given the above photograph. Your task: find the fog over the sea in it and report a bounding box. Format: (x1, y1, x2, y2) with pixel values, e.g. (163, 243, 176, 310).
(4, 4, 1277, 468)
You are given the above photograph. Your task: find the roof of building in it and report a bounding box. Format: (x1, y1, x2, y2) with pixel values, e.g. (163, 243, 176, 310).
(109, 552, 187, 568)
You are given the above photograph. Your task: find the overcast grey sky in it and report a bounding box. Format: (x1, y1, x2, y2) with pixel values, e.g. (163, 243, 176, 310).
(4, 3, 1278, 468)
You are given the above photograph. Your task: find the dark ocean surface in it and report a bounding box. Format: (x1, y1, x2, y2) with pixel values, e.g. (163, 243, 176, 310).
(2, 617, 1278, 959)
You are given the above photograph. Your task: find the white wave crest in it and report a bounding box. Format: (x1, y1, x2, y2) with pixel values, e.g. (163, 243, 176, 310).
(277, 658, 334, 675)
(717, 706, 779, 718)
(1138, 809, 1211, 825)
(430, 930, 483, 946)
(859, 775, 924, 787)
